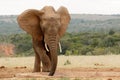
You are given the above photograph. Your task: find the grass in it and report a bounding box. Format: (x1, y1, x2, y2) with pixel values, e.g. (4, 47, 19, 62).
(0, 55, 120, 80)
(0, 55, 120, 68)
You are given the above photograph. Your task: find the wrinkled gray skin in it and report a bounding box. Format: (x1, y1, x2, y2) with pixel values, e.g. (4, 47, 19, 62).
(17, 6, 70, 76)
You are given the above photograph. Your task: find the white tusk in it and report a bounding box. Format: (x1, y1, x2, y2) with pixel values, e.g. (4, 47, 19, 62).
(59, 42, 62, 53)
(45, 43, 49, 52)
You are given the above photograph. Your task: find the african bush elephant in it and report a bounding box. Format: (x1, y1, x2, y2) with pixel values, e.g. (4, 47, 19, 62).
(17, 6, 70, 76)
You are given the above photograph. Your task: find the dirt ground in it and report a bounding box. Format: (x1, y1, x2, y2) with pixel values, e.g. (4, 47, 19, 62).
(1, 56, 120, 80)
(0, 66, 120, 80)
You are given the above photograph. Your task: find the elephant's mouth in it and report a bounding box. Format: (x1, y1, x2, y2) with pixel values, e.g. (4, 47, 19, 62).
(44, 42, 62, 53)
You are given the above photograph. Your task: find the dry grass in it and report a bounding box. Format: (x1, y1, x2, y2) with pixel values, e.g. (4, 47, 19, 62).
(58, 55, 120, 68)
(0, 55, 120, 68)
(0, 55, 120, 80)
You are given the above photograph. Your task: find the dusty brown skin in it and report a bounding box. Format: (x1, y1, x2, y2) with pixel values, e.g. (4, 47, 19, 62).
(17, 6, 70, 76)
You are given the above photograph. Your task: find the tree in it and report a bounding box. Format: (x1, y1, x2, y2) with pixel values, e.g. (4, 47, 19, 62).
(10, 34, 33, 55)
(103, 36, 115, 47)
(109, 29, 115, 35)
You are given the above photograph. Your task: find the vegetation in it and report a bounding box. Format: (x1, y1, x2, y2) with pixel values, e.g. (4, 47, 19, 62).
(1, 30, 120, 56)
(64, 60, 71, 65)
(0, 34, 33, 56)
(0, 15, 22, 34)
(62, 31, 120, 55)
(1, 14, 120, 56)
(1, 14, 120, 34)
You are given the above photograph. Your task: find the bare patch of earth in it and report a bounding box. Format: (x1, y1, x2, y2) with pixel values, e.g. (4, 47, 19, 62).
(0, 66, 120, 80)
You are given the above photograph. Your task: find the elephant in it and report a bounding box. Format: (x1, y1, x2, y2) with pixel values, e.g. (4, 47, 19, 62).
(17, 6, 70, 76)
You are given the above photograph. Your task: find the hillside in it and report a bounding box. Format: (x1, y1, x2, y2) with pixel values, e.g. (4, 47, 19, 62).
(69, 14, 120, 33)
(71, 14, 120, 20)
(0, 15, 22, 35)
(0, 14, 120, 34)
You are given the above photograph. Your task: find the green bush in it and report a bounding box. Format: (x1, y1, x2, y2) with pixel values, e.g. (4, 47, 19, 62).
(1, 30, 120, 56)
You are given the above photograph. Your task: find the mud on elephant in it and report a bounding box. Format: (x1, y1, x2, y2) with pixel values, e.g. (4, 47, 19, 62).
(17, 6, 71, 76)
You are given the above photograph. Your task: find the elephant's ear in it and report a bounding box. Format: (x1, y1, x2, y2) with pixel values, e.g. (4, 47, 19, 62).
(17, 9, 44, 40)
(57, 6, 71, 37)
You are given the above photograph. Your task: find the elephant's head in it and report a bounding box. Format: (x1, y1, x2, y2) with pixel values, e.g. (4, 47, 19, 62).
(17, 6, 70, 76)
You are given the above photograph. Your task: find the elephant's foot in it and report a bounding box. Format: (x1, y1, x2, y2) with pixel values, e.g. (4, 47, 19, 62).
(33, 67, 41, 72)
(33, 63, 41, 72)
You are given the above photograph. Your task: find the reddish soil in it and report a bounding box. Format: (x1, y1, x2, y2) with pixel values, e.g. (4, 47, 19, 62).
(0, 43, 15, 56)
(1, 66, 120, 79)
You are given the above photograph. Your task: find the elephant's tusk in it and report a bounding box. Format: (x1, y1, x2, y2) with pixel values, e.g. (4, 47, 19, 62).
(59, 42, 62, 53)
(45, 43, 49, 52)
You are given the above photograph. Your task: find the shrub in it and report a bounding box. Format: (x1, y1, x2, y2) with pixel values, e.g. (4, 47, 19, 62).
(64, 60, 71, 65)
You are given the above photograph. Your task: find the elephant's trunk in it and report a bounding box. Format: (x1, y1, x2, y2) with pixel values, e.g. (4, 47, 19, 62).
(47, 35, 58, 76)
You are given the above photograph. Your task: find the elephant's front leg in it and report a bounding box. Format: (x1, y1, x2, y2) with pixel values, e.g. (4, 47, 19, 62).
(33, 39, 51, 72)
(33, 50, 41, 72)
(40, 49, 51, 72)
(33, 44, 41, 72)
